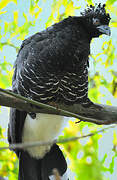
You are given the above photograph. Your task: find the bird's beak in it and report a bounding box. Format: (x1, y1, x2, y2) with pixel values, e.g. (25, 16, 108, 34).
(97, 25, 111, 36)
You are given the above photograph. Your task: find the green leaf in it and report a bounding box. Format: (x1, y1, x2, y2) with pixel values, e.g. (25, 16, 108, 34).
(86, 0, 93, 5)
(106, 0, 117, 5)
(0, 0, 17, 11)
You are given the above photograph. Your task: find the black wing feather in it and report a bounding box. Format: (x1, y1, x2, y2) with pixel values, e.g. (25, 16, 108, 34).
(9, 109, 27, 155)
(9, 16, 91, 148)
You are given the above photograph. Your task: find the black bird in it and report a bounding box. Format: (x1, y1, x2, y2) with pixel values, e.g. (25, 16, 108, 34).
(8, 3, 111, 180)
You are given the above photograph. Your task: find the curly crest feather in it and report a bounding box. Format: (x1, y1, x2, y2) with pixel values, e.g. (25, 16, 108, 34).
(81, 3, 111, 25)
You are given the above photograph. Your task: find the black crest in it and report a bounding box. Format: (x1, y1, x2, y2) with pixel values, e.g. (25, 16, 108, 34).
(81, 3, 111, 24)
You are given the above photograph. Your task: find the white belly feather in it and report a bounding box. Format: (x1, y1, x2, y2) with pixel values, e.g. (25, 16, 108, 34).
(22, 113, 67, 159)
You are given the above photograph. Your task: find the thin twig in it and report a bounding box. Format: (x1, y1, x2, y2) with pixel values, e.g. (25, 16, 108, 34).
(0, 42, 19, 52)
(0, 125, 116, 150)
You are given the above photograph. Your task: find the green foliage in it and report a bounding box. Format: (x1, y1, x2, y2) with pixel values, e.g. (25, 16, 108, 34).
(45, 0, 80, 27)
(0, 0, 117, 179)
(0, 59, 12, 88)
(0, 0, 17, 15)
(86, 0, 93, 5)
(59, 122, 103, 180)
(0, 126, 18, 179)
(106, 0, 117, 5)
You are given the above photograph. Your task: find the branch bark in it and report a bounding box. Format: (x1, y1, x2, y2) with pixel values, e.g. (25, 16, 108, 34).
(0, 88, 117, 125)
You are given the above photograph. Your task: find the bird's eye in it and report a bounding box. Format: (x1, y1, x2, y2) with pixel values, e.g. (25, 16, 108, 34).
(93, 18, 100, 26)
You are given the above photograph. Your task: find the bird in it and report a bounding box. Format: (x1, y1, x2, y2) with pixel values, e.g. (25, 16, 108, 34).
(8, 3, 111, 180)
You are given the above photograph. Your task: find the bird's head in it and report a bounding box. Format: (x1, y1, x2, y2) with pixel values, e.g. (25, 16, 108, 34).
(80, 3, 111, 38)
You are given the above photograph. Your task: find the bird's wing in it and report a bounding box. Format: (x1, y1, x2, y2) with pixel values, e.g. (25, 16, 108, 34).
(9, 27, 73, 145)
(12, 28, 72, 99)
(13, 26, 90, 101)
(9, 23, 90, 146)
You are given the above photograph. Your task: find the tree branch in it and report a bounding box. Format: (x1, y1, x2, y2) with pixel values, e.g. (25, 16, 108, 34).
(0, 88, 117, 125)
(0, 125, 115, 150)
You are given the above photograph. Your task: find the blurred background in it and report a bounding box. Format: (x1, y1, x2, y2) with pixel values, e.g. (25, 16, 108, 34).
(0, 0, 117, 179)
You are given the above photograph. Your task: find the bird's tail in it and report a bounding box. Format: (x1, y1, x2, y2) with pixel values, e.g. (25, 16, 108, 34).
(18, 144, 68, 180)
